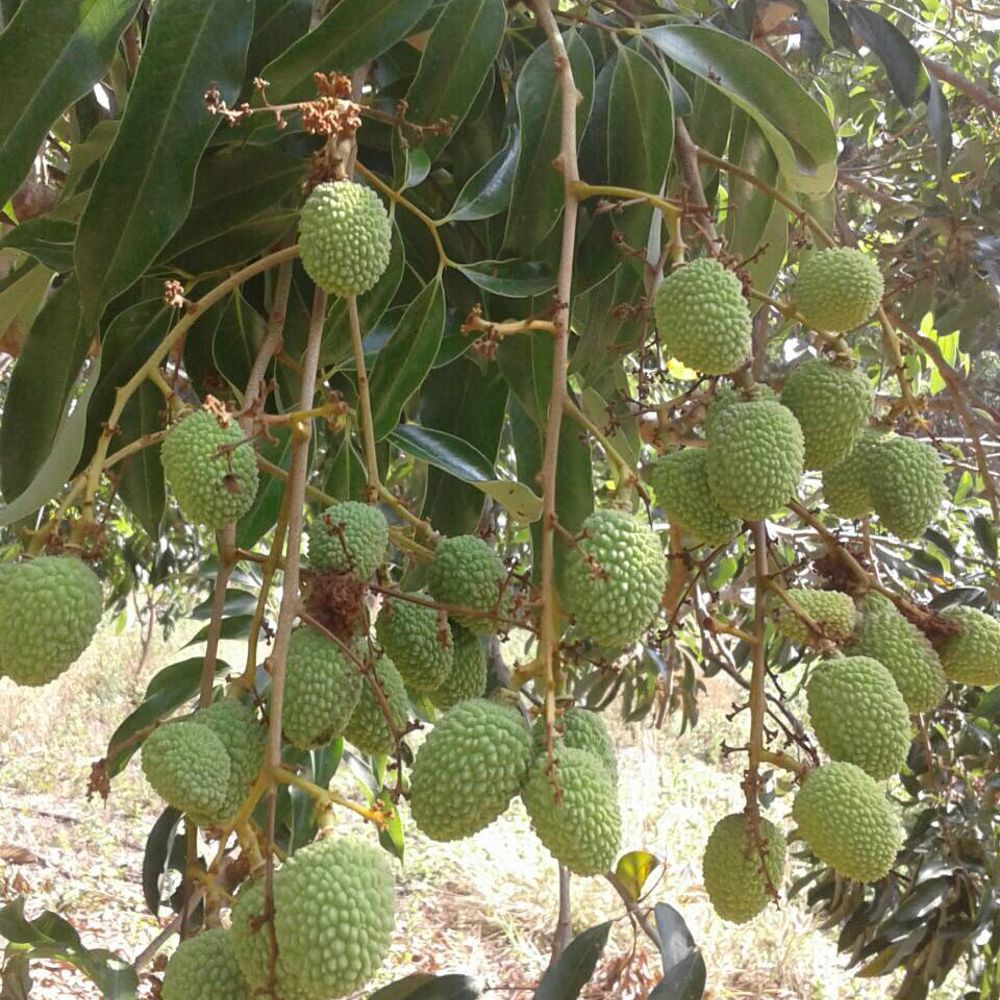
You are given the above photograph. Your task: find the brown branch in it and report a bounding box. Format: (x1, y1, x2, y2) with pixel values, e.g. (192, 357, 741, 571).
(674, 118, 719, 245)
(347, 294, 380, 502)
(242, 255, 294, 420)
(923, 57, 1000, 115)
(531, 0, 582, 765)
(200, 525, 237, 705)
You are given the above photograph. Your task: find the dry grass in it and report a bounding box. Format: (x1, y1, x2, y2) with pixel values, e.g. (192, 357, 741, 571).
(0, 622, 963, 999)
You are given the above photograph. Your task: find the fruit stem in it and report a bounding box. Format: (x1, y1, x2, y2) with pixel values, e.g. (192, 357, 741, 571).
(347, 293, 382, 502)
(272, 766, 388, 827)
(199, 524, 237, 706)
(571, 180, 682, 219)
(562, 396, 638, 493)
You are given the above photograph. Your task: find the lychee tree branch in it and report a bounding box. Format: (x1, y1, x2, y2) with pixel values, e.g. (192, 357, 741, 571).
(347, 294, 381, 502)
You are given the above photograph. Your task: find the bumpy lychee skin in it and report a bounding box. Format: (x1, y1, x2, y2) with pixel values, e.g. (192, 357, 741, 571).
(231, 837, 395, 1000)
(806, 656, 911, 781)
(0, 556, 102, 686)
(869, 436, 946, 539)
(429, 625, 488, 711)
(938, 606, 1000, 686)
(141, 721, 231, 818)
(564, 510, 666, 650)
(426, 535, 508, 635)
(533, 708, 618, 784)
(190, 700, 265, 826)
(521, 745, 622, 876)
(706, 400, 804, 520)
(792, 762, 901, 883)
(308, 501, 388, 580)
(410, 699, 531, 841)
(650, 449, 741, 546)
(298, 181, 392, 298)
(282, 627, 362, 749)
(162, 928, 249, 1000)
(161, 409, 259, 529)
(779, 358, 873, 471)
(847, 592, 946, 713)
(345, 656, 409, 756)
(792, 247, 884, 332)
(702, 813, 786, 924)
(652, 258, 752, 374)
(375, 594, 453, 693)
(822, 428, 884, 519)
(772, 588, 856, 646)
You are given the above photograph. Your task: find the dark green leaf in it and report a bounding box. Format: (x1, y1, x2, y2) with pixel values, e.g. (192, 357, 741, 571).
(368, 973, 481, 1000)
(190, 588, 259, 620)
(402, 0, 506, 162)
(254, 0, 432, 111)
(645, 25, 837, 195)
(801, 0, 833, 47)
(651, 902, 706, 1000)
(0, 898, 138, 999)
(237, 428, 292, 548)
(973, 515, 997, 561)
(0, 0, 141, 207)
(456, 258, 554, 298)
(183, 615, 255, 647)
(446, 129, 519, 222)
(247, 0, 311, 79)
(497, 333, 554, 427)
(159, 146, 306, 262)
(116, 380, 166, 538)
(0, 216, 76, 272)
(725, 113, 779, 260)
(924, 72, 952, 174)
(75, 0, 253, 318)
(504, 29, 595, 254)
(212, 293, 266, 394)
(0, 278, 89, 501)
(847, 7, 922, 107)
(533, 921, 612, 1000)
(369, 278, 446, 440)
(607, 47, 673, 259)
(324, 433, 368, 502)
(141, 807, 183, 915)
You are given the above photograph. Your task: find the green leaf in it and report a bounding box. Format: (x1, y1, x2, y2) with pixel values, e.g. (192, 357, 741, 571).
(973, 515, 997, 562)
(141, 807, 184, 915)
(247, 0, 311, 79)
(0, 261, 51, 342)
(212, 293, 266, 395)
(445, 128, 519, 222)
(456, 258, 555, 298)
(393, 423, 541, 523)
(497, 333, 554, 427)
(924, 72, 952, 174)
(183, 615, 255, 647)
(369, 278, 446, 440)
(847, 7, 922, 108)
(324, 433, 367, 502)
(607, 47, 673, 259)
(159, 146, 306, 262)
(645, 25, 837, 195)
(368, 973, 481, 1000)
(504, 29, 595, 254)
(0, 898, 138, 999)
(0, 0, 141, 208)
(801, 0, 833, 47)
(402, 0, 506, 163)
(0, 278, 90, 501)
(534, 921, 612, 1000)
(104, 657, 231, 776)
(237, 427, 292, 549)
(0, 216, 76, 272)
(190, 589, 259, 619)
(725, 114, 779, 260)
(0, 352, 102, 526)
(75, 0, 254, 319)
(116, 380, 165, 538)
(79, 298, 172, 473)
(650, 902, 706, 1000)
(253, 0, 432, 111)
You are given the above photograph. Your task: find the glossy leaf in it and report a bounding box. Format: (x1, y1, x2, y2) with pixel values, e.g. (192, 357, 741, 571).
(212, 293, 266, 395)
(237, 427, 292, 549)
(847, 7, 922, 108)
(368, 973, 481, 1000)
(0, 278, 90, 501)
(0, 897, 138, 999)
(504, 29, 595, 254)
(534, 921, 612, 1000)
(446, 129, 519, 222)
(0, 216, 76, 272)
(650, 902, 706, 1000)
(246, 0, 311, 79)
(116, 380, 166, 538)
(254, 0, 432, 110)
(456, 258, 555, 298)
(141, 807, 183, 915)
(0, 0, 140, 207)
(607, 47, 673, 260)
(75, 0, 254, 319)
(645, 25, 837, 195)
(369, 278, 446, 440)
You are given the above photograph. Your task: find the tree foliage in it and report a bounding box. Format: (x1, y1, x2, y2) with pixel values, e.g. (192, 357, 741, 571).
(0, 1, 998, 998)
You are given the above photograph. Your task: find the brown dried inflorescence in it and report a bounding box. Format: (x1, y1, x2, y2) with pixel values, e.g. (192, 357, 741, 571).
(301, 569, 366, 641)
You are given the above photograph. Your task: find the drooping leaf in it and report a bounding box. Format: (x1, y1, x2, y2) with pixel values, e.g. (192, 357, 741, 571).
(923, 71, 952, 175)
(401, 0, 507, 163)
(369, 278, 446, 440)
(0, 278, 90, 501)
(368, 973, 481, 1000)
(606, 46, 673, 260)
(456, 258, 554, 298)
(645, 25, 837, 195)
(116, 380, 166, 538)
(504, 29, 595, 255)
(0, 0, 141, 208)
(533, 921, 612, 1000)
(75, 0, 254, 319)
(847, 7, 923, 108)
(141, 807, 184, 915)
(0, 897, 139, 999)
(650, 902, 706, 1000)
(801, 0, 833, 47)
(446, 128, 519, 222)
